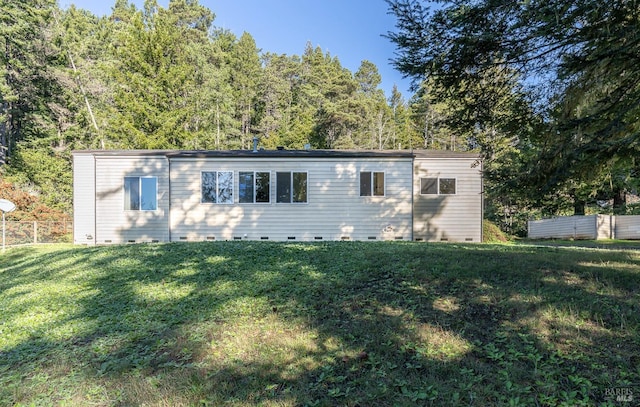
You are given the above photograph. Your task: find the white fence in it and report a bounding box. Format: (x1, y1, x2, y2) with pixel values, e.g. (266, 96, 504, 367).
(2, 221, 72, 246)
(528, 215, 640, 240)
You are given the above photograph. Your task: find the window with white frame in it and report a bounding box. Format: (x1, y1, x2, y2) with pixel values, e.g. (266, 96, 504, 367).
(202, 171, 233, 203)
(360, 171, 384, 196)
(420, 177, 456, 195)
(124, 176, 157, 211)
(276, 172, 307, 203)
(239, 171, 270, 203)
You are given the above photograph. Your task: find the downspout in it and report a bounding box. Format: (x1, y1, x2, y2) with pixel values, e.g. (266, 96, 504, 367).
(410, 154, 415, 241)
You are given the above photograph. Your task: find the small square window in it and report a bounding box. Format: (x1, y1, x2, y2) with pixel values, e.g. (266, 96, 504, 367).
(439, 178, 456, 195)
(420, 178, 438, 195)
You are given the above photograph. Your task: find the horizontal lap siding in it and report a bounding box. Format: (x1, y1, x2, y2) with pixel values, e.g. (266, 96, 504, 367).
(95, 156, 169, 244)
(73, 154, 96, 244)
(170, 157, 413, 241)
(413, 157, 482, 242)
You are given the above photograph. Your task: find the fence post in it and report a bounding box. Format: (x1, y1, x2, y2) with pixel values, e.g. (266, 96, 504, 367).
(34, 221, 38, 244)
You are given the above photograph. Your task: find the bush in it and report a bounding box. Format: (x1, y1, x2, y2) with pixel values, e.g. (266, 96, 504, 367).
(483, 219, 509, 243)
(0, 179, 69, 221)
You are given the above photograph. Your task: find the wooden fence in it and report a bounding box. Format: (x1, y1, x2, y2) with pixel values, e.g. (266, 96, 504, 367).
(528, 215, 640, 240)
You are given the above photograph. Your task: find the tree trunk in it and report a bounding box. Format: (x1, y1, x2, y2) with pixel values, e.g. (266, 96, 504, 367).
(613, 187, 627, 213)
(573, 199, 586, 216)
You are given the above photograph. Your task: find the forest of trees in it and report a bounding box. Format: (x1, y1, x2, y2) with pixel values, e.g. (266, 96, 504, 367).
(1, 0, 638, 236)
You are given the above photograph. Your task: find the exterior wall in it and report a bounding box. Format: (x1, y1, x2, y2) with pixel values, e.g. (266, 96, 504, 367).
(614, 215, 640, 240)
(169, 157, 413, 241)
(412, 156, 483, 242)
(73, 153, 96, 244)
(94, 156, 170, 244)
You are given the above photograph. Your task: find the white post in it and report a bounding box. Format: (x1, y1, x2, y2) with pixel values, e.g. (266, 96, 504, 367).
(2, 212, 5, 252)
(34, 221, 38, 244)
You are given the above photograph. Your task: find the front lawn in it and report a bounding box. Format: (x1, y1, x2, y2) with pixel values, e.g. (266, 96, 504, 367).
(1, 242, 638, 406)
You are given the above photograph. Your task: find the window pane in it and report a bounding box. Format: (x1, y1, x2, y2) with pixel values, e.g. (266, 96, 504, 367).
(255, 172, 270, 203)
(140, 178, 157, 210)
(293, 172, 307, 203)
(217, 171, 233, 203)
(420, 178, 438, 195)
(239, 172, 254, 203)
(276, 172, 291, 203)
(360, 172, 372, 196)
(440, 178, 456, 194)
(373, 172, 384, 196)
(202, 172, 217, 203)
(124, 177, 139, 210)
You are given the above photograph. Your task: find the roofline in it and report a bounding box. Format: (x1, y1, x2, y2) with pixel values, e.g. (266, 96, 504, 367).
(71, 148, 481, 159)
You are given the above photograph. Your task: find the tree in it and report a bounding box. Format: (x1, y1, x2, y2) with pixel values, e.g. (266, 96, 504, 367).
(229, 32, 261, 149)
(388, 85, 418, 149)
(386, 0, 640, 187)
(0, 0, 57, 165)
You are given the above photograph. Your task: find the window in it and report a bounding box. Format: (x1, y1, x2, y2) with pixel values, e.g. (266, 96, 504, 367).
(239, 171, 270, 203)
(439, 178, 456, 194)
(420, 178, 438, 195)
(420, 177, 456, 195)
(276, 172, 307, 203)
(124, 176, 157, 211)
(360, 171, 384, 196)
(202, 171, 233, 203)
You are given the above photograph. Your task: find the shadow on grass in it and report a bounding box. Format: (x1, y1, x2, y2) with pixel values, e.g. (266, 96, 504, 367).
(1, 242, 639, 405)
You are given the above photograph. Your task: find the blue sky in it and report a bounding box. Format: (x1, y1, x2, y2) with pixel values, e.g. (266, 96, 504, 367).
(62, 0, 413, 99)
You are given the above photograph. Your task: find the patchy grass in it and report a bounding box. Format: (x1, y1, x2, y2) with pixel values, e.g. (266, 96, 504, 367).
(1, 242, 639, 406)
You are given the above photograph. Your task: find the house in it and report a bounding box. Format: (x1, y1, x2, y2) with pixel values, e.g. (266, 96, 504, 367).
(72, 148, 482, 244)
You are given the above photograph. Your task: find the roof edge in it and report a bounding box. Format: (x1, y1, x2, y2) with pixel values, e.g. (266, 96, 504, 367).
(71, 148, 480, 159)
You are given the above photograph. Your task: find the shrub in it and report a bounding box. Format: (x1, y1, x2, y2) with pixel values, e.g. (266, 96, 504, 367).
(483, 219, 509, 242)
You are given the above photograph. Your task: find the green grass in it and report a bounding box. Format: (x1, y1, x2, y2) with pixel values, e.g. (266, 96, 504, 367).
(1, 242, 639, 406)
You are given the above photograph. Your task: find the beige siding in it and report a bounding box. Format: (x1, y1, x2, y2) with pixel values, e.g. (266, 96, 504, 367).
(614, 215, 640, 239)
(413, 157, 483, 242)
(169, 157, 413, 241)
(73, 153, 96, 244)
(94, 156, 170, 244)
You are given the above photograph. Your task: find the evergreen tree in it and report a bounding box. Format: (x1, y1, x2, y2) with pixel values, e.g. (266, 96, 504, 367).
(229, 32, 261, 149)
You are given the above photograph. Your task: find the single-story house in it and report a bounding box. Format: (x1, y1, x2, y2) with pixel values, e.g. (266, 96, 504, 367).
(72, 148, 483, 244)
